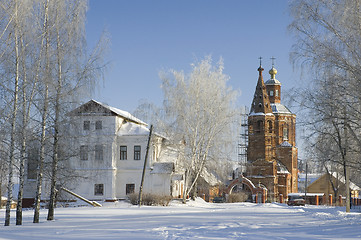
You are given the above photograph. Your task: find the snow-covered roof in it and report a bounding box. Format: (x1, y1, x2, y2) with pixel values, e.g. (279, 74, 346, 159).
(304, 172, 361, 191)
(265, 78, 281, 85)
(117, 121, 150, 136)
(298, 173, 322, 185)
(271, 103, 293, 114)
(277, 161, 290, 174)
(248, 175, 266, 179)
(330, 172, 361, 191)
(200, 169, 221, 186)
(91, 100, 147, 125)
(171, 174, 183, 181)
(288, 193, 324, 197)
(151, 162, 174, 174)
(249, 112, 274, 116)
(280, 141, 292, 147)
(69, 99, 147, 126)
(117, 121, 167, 139)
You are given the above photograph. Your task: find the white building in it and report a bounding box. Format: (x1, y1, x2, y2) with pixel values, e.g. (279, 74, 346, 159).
(66, 100, 184, 201)
(24, 100, 184, 204)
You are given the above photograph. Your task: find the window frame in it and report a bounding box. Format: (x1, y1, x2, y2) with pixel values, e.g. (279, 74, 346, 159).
(83, 120, 90, 130)
(95, 145, 103, 161)
(95, 120, 102, 130)
(256, 120, 263, 132)
(94, 184, 104, 196)
(80, 145, 88, 161)
(120, 146, 127, 160)
(268, 120, 273, 133)
(134, 145, 141, 160)
(126, 183, 135, 195)
(283, 127, 289, 141)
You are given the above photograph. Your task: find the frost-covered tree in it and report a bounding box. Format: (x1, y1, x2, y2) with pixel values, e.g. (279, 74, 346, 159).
(159, 56, 239, 202)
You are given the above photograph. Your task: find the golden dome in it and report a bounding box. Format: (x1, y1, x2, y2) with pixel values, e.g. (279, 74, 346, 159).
(269, 67, 277, 79)
(269, 67, 277, 75)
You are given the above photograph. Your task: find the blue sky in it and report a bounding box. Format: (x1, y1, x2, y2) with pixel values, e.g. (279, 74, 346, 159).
(86, 0, 300, 113)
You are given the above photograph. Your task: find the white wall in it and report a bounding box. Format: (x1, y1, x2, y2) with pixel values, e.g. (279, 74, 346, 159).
(62, 108, 181, 201)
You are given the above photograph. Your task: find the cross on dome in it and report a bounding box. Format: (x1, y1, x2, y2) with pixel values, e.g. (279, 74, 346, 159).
(258, 57, 264, 73)
(271, 56, 276, 68)
(269, 57, 277, 79)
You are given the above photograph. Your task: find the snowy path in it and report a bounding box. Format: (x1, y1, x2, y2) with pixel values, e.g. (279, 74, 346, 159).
(1, 199, 360, 239)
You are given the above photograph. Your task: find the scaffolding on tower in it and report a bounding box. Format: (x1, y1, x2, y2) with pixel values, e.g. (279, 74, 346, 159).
(238, 106, 248, 175)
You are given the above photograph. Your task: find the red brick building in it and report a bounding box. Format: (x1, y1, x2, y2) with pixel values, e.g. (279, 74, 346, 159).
(246, 64, 298, 202)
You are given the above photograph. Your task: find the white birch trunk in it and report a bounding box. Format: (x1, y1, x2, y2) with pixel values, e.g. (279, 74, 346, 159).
(33, 0, 50, 224)
(47, 16, 63, 220)
(5, 0, 19, 226)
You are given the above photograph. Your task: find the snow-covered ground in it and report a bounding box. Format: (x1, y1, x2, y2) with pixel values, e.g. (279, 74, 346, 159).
(1, 198, 361, 240)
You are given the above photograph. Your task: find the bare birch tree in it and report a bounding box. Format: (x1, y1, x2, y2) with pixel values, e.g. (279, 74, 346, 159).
(0, 0, 106, 225)
(289, 0, 361, 207)
(15, 0, 40, 225)
(33, 0, 51, 223)
(46, 0, 107, 221)
(2, 0, 21, 226)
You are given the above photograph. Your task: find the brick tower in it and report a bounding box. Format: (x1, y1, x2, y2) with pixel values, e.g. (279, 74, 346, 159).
(246, 62, 298, 202)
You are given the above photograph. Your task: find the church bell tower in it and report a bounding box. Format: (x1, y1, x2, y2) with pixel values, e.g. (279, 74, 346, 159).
(248, 62, 275, 163)
(246, 58, 298, 202)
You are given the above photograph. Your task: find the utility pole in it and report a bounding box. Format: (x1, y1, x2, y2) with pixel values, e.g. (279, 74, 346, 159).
(344, 108, 350, 213)
(139, 125, 153, 207)
(345, 165, 350, 212)
(304, 161, 308, 203)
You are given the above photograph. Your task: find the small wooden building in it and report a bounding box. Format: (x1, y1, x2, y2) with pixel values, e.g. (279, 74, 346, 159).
(307, 172, 360, 204)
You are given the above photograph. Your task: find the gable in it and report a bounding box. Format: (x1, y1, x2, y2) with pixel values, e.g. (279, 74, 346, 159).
(68, 99, 147, 125)
(68, 100, 116, 116)
(308, 172, 361, 191)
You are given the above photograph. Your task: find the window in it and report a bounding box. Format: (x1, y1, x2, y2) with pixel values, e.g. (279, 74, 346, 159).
(95, 120, 102, 130)
(269, 90, 274, 97)
(120, 146, 127, 160)
(83, 121, 90, 130)
(94, 184, 104, 195)
(126, 184, 135, 195)
(275, 90, 279, 97)
(256, 120, 263, 132)
(27, 148, 39, 179)
(80, 145, 88, 160)
(134, 146, 141, 160)
(95, 145, 103, 161)
(268, 121, 273, 133)
(283, 127, 289, 141)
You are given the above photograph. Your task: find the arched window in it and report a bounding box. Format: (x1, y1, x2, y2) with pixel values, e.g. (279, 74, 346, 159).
(268, 120, 273, 133)
(257, 120, 263, 132)
(283, 126, 289, 141)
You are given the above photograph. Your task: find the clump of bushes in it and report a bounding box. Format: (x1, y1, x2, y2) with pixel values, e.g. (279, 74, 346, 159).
(128, 193, 139, 205)
(227, 192, 248, 203)
(127, 193, 172, 206)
